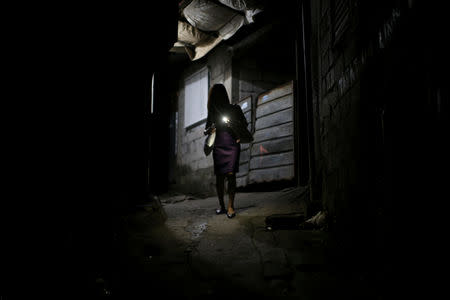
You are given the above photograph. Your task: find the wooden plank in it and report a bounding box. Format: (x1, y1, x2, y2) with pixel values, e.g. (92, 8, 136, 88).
(255, 108, 293, 131)
(244, 111, 252, 126)
(238, 96, 252, 139)
(257, 81, 293, 105)
(256, 94, 293, 118)
(249, 151, 294, 170)
(237, 162, 249, 176)
(251, 136, 294, 156)
(236, 176, 248, 187)
(253, 122, 294, 143)
(240, 148, 250, 163)
(248, 165, 295, 184)
(241, 143, 250, 151)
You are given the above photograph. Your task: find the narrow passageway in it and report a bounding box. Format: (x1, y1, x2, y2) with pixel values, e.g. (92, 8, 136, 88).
(3, 1, 449, 299)
(111, 187, 375, 298)
(143, 1, 450, 298)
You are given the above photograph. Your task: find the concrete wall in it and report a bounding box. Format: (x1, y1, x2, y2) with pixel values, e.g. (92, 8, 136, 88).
(173, 33, 295, 195)
(174, 45, 232, 196)
(307, 1, 450, 276)
(310, 0, 413, 225)
(312, 0, 364, 218)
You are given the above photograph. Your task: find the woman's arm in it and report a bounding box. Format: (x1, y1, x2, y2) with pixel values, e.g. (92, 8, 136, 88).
(204, 113, 215, 135)
(232, 104, 253, 143)
(205, 114, 212, 130)
(237, 105, 248, 127)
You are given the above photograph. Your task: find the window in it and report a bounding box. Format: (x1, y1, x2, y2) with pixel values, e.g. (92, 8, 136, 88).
(184, 67, 209, 128)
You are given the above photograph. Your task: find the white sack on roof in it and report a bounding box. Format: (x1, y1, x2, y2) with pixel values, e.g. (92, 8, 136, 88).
(218, 14, 245, 40)
(177, 21, 214, 46)
(185, 36, 224, 61)
(218, 0, 263, 23)
(218, 0, 258, 11)
(170, 41, 189, 53)
(179, 0, 264, 61)
(183, 0, 238, 32)
(170, 20, 217, 56)
(182, 14, 244, 60)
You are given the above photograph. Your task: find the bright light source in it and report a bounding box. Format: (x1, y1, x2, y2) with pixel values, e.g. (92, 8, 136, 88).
(222, 116, 230, 124)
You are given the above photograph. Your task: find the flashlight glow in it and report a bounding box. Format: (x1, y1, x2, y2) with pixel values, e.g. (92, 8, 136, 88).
(222, 116, 230, 124)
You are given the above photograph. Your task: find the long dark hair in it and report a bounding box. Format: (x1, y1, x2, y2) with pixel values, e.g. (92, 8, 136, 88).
(207, 84, 230, 117)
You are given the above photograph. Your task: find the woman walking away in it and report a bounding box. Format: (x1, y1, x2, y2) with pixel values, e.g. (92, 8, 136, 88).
(204, 84, 248, 218)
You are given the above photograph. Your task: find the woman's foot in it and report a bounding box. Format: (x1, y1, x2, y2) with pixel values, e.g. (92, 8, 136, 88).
(226, 212, 236, 218)
(216, 208, 227, 215)
(227, 208, 236, 218)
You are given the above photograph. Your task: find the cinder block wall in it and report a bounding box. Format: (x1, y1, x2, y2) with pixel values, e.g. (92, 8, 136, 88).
(174, 45, 232, 196)
(174, 40, 294, 196)
(311, 0, 367, 220)
(310, 0, 405, 233)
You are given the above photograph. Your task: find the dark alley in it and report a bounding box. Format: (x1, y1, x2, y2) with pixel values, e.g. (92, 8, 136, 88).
(2, 1, 449, 299)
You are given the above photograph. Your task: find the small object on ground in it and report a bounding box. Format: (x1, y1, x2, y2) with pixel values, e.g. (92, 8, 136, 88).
(299, 210, 328, 230)
(265, 213, 305, 230)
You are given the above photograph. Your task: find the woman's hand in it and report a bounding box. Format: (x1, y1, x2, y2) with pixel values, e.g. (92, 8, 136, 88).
(204, 125, 216, 135)
(236, 139, 240, 143)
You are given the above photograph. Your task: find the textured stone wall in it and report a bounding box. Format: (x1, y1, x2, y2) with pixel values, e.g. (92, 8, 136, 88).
(173, 38, 294, 195)
(311, 0, 410, 223)
(174, 45, 232, 196)
(312, 0, 365, 217)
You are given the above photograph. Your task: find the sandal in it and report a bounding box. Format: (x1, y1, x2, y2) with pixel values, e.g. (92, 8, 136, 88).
(227, 212, 236, 219)
(216, 208, 227, 215)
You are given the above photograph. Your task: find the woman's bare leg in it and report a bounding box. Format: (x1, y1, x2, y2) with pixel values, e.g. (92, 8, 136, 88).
(216, 174, 226, 211)
(226, 172, 236, 214)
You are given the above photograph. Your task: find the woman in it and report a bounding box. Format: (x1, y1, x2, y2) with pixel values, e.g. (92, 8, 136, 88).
(205, 84, 247, 218)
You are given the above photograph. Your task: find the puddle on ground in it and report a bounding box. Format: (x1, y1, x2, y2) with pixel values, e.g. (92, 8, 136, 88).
(188, 222, 208, 239)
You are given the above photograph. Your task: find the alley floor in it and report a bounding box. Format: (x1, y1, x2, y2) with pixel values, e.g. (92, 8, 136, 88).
(111, 187, 379, 299)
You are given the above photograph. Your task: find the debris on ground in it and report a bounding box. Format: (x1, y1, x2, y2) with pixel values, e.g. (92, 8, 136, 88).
(265, 213, 305, 230)
(299, 210, 328, 230)
(160, 193, 207, 204)
(264, 210, 328, 231)
(166, 195, 187, 204)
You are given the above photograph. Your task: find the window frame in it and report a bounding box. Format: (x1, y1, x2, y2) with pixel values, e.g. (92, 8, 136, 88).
(184, 66, 210, 129)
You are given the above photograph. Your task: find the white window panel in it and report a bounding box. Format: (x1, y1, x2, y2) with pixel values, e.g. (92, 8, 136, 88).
(184, 67, 209, 128)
